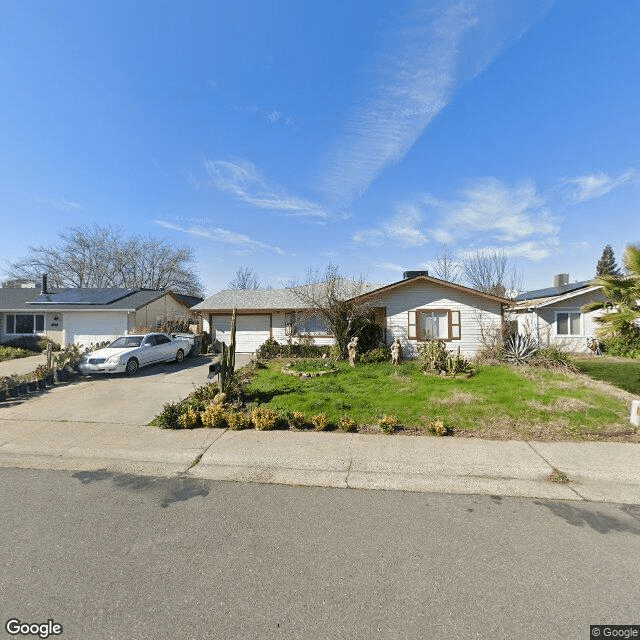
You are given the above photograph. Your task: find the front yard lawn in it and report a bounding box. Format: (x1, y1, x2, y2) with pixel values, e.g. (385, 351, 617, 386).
(243, 359, 637, 441)
(573, 355, 640, 396)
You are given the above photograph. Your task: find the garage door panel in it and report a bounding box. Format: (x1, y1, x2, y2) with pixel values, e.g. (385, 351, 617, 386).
(65, 313, 128, 347)
(212, 314, 271, 352)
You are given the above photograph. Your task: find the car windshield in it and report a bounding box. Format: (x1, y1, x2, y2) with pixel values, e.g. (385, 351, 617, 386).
(108, 337, 143, 348)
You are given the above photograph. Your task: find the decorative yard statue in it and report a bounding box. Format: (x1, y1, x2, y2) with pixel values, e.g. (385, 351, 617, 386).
(391, 338, 402, 365)
(347, 336, 359, 367)
(587, 337, 602, 356)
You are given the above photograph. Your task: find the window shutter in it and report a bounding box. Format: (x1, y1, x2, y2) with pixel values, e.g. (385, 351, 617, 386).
(450, 311, 461, 339)
(408, 310, 417, 339)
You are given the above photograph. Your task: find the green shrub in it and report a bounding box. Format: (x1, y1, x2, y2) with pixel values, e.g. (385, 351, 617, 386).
(378, 415, 397, 434)
(178, 407, 200, 429)
(224, 409, 251, 430)
(256, 338, 282, 359)
(0, 346, 34, 361)
(601, 333, 640, 358)
(360, 345, 391, 364)
(191, 382, 220, 403)
(311, 413, 329, 431)
(251, 406, 279, 430)
(338, 416, 357, 432)
(418, 340, 449, 371)
(201, 404, 227, 428)
(151, 402, 184, 429)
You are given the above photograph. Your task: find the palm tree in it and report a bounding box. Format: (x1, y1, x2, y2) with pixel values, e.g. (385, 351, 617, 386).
(582, 244, 640, 340)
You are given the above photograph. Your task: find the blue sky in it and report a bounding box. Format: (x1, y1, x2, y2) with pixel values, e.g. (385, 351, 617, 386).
(1, 0, 638, 295)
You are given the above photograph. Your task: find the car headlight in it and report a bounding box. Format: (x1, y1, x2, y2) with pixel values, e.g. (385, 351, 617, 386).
(106, 355, 120, 365)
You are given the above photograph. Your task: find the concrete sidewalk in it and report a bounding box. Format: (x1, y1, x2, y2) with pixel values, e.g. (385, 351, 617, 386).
(0, 417, 638, 503)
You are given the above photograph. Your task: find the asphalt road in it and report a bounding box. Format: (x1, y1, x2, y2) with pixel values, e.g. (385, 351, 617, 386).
(1, 468, 639, 640)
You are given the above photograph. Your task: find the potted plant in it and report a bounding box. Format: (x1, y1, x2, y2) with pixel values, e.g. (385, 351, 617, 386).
(4, 375, 19, 399)
(34, 364, 51, 390)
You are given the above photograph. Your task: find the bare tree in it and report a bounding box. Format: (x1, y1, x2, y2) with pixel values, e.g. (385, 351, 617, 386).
(228, 266, 260, 290)
(431, 243, 462, 283)
(462, 248, 520, 298)
(286, 264, 377, 359)
(5, 224, 204, 296)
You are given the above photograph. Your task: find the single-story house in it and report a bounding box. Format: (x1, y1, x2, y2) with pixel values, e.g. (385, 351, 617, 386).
(0, 278, 202, 348)
(192, 271, 513, 357)
(510, 273, 606, 352)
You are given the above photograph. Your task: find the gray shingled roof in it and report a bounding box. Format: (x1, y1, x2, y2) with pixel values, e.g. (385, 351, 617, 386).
(193, 282, 382, 311)
(0, 287, 184, 311)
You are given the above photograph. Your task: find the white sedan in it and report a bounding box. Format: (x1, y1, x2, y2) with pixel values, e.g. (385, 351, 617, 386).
(78, 333, 188, 376)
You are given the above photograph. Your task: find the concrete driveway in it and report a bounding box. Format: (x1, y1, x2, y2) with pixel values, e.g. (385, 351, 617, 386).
(0, 354, 252, 425)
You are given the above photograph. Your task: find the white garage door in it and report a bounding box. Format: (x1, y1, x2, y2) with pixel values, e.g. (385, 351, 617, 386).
(211, 314, 271, 353)
(64, 313, 129, 348)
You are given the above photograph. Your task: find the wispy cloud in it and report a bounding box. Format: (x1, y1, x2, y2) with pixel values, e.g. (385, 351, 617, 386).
(323, 0, 556, 205)
(355, 177, 559, 261)
(31, 195, 84, 211)
(354, 203, 428, 247)
(203, 158, 329, 219)
(432, 178, 559, 260)
(563, 169, 636, 202)
(153, 219, 285, 255)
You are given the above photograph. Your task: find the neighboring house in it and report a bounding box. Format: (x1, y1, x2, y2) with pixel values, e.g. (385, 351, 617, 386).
(511, 274, 606, 353)
(0, 280, 201, 348)
(192, 271, 512, 357)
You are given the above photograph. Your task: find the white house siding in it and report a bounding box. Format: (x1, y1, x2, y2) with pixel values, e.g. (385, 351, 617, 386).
(0, 311, 63, 345)
(515, 290, 606, 353)
(379, 282, 503, 358)
(63, 312, 129, 347)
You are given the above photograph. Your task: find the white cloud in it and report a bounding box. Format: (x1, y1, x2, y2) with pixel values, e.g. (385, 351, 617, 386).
(563, 170, 635, 202)
(153, 219, 284, 255)
(354, 203, 428, 248)
(323, 0, 556, 205)
(31, 195, 83, 211)
(356, 177, 559, 261)
(438, 178, 558, 244)
(204, 158, 329, 219)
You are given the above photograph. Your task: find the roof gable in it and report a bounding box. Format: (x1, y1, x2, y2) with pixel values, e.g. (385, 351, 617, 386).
(354, 274, 513, 305)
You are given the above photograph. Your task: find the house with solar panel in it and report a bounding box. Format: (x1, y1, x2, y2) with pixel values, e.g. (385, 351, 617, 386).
(510, 273, 606, 352)
(0, 275, 202, 347)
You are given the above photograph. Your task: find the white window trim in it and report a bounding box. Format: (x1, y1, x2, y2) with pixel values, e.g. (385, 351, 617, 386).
(5, 313, 46, 335)
(554, 309, 583, 337)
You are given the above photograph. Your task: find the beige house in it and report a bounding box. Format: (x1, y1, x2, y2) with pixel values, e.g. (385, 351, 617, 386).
(0, 285, 200, 348)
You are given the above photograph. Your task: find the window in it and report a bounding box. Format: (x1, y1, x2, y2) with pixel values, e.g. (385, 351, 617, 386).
(285, 313, 329, 336)
(556, 311, 581, 336)
(5, 314, 45, 335)
(155, 334, 171, 345)
(408, 309, 461, 341)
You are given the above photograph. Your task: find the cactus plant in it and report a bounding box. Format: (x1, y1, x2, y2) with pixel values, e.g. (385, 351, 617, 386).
(219, 308, 237, 394)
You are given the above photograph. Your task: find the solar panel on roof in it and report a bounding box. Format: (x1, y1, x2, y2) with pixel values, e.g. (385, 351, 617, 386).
(26, 289, 137, 305)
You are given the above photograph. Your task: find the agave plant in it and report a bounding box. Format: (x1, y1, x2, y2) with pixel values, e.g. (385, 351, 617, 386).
(503, 333, 538, 365)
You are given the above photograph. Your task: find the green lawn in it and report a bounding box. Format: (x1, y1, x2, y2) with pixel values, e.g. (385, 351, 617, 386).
(573, 355, 640, 396)
(243, 359, 634, 441)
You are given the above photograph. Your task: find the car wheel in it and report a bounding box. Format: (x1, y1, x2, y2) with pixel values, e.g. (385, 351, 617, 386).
(125, 358, 139, 376)
(175, 349, 184, 364)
